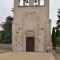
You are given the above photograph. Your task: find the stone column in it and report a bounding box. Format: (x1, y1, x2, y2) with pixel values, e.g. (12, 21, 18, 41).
(23, 0, 25, 6)
(38, 0, 40, 6)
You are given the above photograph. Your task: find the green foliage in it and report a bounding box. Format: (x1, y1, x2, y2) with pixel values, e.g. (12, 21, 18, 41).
(0, 32, 2, 42)
(56, 9, 60, 29)
(56, 30, 60, 46)
(1, 16, 13, 44)
(54, 9, 60, 46)
(56, 36, 60, 46)
(0, 31, 5, 43)
(52, 27, 56, 47)
(56, 28, 59, 37)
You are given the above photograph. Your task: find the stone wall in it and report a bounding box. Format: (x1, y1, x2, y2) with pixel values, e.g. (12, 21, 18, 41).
(56, 47, 60, 53)
(0, 44, 11, 49)
(12, 0, 51, 52)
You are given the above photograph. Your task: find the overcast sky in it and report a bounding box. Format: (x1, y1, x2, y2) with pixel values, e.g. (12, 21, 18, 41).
(0, 0, 60, 30)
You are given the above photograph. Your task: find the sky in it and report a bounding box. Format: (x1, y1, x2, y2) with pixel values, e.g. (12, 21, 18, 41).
(0, 0, 60, 30)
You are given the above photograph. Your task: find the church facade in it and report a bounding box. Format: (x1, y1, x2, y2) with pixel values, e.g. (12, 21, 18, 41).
(12, 0, 52, 52)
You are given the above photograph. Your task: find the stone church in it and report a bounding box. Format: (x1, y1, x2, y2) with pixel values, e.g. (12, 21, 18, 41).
(12, 0, 52, 52)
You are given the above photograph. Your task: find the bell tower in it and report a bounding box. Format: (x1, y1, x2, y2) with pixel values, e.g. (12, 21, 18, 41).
(12, 0, 51, 52)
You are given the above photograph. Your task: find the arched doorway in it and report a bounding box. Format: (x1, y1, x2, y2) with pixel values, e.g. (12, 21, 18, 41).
(26, 32, 35, 52)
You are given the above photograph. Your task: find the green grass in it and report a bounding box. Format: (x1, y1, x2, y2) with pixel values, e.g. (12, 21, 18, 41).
(0, 48, 11, 50)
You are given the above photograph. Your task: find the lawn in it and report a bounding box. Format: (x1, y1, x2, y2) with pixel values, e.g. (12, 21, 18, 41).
(0, 48, 11, 54)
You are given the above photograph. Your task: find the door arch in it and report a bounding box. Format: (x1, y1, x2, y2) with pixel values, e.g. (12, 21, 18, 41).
(26, 32, 35, 52)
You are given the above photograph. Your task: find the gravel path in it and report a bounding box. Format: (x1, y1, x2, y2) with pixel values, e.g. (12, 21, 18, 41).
(0, 52, 55, 60)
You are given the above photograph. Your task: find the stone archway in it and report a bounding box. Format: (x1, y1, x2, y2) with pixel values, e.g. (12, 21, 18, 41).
(26, 32, 35, 52)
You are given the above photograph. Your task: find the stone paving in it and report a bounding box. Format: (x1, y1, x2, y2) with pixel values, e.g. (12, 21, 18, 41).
(0, 52, 55, 60)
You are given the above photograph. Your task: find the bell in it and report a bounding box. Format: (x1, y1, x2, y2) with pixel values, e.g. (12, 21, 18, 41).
(34, 0, 37, 3)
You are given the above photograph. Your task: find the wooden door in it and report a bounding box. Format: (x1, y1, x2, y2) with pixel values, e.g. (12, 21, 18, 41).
(26, 37, 34, 52)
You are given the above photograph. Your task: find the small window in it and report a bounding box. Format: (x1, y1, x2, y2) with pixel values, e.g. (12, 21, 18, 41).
(25, 0, 29, 6)
(19, 0, 44, 6)
(19, 0, 29, 6)
(34, 0, 44, 6)
(16, 32, 19, 34)
(41, 28, 43, 30)
(40, 0, 44, 6)
(34, 0, 38, 6)
(19, 0, 23, 6)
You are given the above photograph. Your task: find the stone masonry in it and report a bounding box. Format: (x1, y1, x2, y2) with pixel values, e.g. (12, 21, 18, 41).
(12, 0, 52, 52)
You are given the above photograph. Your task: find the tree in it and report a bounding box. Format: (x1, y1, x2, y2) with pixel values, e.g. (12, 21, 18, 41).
(56, 36, 60, 46)
(1, 16, 13, 44)
(56, 28, 59, 37)
(55, 9, 60, 46)
(56, 30, 60, 46)
(56, 9, 60, 29)
(52, 27, 56, 48)
(0, 31, 5, 43)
